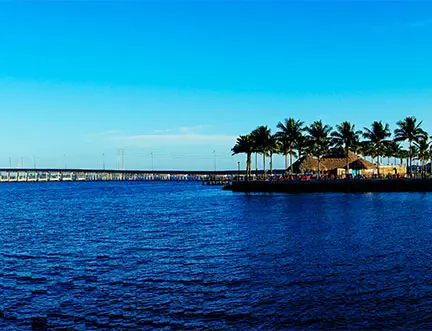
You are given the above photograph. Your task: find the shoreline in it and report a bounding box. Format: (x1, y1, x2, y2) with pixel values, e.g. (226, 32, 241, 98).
(224, 179, 432, 193)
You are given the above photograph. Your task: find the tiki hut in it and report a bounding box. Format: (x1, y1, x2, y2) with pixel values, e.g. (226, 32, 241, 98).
(350, 158, 376, 170)
(294, 156, 327, 172)
(293, 150, 375, 175)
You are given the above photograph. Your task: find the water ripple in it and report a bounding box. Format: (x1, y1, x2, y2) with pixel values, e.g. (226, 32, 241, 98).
(1, 183, 432, 329)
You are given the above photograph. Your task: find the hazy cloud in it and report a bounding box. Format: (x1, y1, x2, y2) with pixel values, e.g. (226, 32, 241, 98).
(178, 125, 209, 133)
(151, 129, 172, 134)
(150, 125, 210, 134)
(94, 125, 234, 147)
(85, 130, 121, 137)
(112, 133, 236, 147)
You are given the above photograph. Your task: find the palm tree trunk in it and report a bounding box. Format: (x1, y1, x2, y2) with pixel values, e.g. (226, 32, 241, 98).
(346, 147, 349, 177)
(290, 152, 293, 174)
(318, 155, 321, 179)
(246, 153, 250, 180)
(409, 141, 412, 177)
(270, 152, 273, 175)
(421, 160, 424, 178)
(246, 156, 249, 179)
(376, 156, 380, 177)
(284, 153, 288, 170)
(255, 153, 258, 176)
(247, 153, 252, 179)
(262, 153, 266, 179)
(423, 160, 426, 178)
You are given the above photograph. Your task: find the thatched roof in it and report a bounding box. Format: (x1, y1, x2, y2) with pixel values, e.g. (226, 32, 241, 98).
(350, 158, 376, 170)
(293, 150, 375, 172)
(295, 156, 327, 172)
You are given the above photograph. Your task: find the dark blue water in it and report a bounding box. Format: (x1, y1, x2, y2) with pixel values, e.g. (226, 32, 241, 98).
(1, 182, 432, 330)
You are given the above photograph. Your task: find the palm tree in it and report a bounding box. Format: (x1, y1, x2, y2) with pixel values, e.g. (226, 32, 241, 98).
(356, 141, 372, 162)
(279, 140, 297, 170)
(397, 148, 410, 167)
(295, 135, 308, 164)
(250, 129, 259, 176)
(267, 135, 280, 176)
(331, 121, 362, 174)
(391, 142, 403, 165)
(411, 145, 419, 174)
(231, 135, 254, 179)
(362, 121, 391, 174)
(415, 138, 431, 177)
(305, 121, 332, 178)
(430, 137, 432, 175)
(383, 144, 393, 165)
(383, 141, 401, 165)
(251, 126, 271, 178)
(276, 118, 305, 174)
(394, 116, 428, 176)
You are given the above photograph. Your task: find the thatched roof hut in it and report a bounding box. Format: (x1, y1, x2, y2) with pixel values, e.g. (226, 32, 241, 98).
(293, 150, 375, 173)
(294, 156, 326, 172)
(350, 158, 375, 170)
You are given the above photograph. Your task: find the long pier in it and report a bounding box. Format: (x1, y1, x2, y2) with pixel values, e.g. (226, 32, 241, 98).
(0, 168, 249, 183)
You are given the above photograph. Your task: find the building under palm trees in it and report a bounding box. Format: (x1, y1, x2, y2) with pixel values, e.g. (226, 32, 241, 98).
(293, 150, 408, 177)
(292, 150, 376, 176)
(232, 117, 428, 179)
(378, 165, 407, 177)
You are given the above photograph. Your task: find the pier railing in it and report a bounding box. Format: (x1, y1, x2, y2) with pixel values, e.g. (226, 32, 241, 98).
(0, 168, 242, 183)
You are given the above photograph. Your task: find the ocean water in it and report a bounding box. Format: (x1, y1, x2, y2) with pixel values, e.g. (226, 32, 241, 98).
(1, 182, 432, 330)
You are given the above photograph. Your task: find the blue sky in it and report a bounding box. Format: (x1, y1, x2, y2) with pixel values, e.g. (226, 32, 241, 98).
(1, 1, 431, 170)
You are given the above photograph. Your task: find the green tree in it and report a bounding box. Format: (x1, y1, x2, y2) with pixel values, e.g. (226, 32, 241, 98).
(276, 118, 305, 173)
(355, 141, 372, 162)
(251, 126, 271, 178)
(278, 140, 298, 171)
(415, 138, 431, 177)
(397, 149, 409, 167)
(383, 141, 401, 165)
(295, 135, 308, 164)
(231, 134, 254, 179)
(267, 134, 280, 176)
(305, 121, 333, 178)
(331, 121, 362, 174)
(362, 121, 391, 173)
(394, 116, 428, 176)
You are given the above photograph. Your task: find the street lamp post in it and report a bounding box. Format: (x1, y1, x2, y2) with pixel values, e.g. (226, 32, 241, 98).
(150, 152, 154, 174)
(213, 150, 216, 173)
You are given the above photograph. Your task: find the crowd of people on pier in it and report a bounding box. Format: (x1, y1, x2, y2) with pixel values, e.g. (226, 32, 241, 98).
(233, 171, 425, 182)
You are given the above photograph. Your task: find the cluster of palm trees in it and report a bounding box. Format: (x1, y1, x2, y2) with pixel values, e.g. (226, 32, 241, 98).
(232, 116, 432, 178)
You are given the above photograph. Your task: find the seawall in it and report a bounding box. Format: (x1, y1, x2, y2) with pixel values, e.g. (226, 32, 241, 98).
(224, 179, 432, 193)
